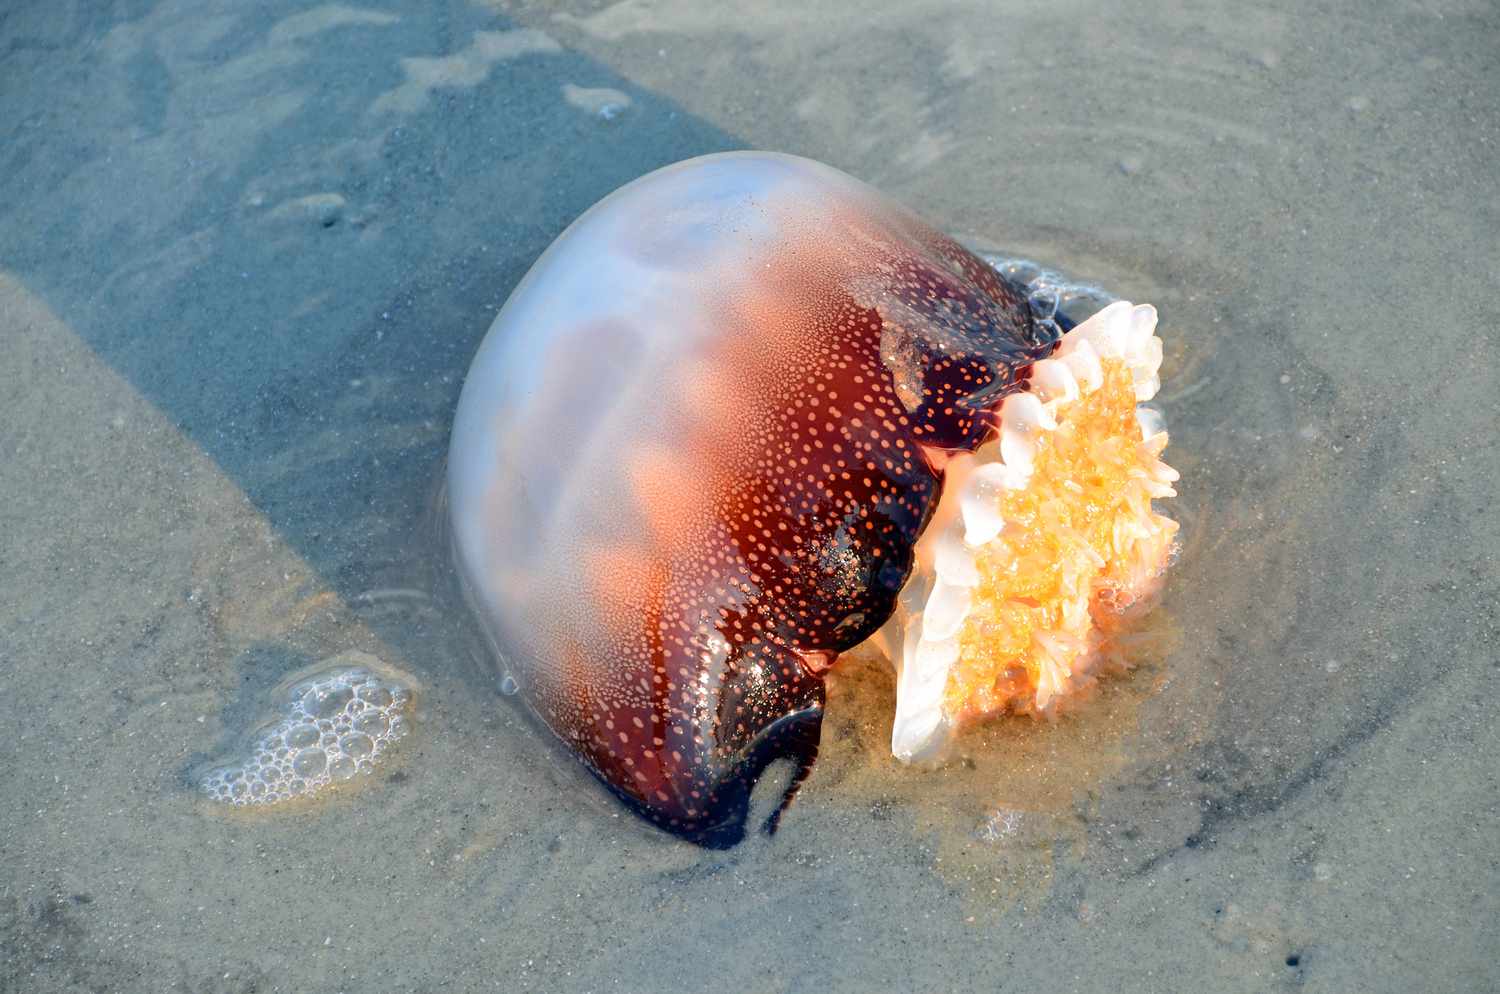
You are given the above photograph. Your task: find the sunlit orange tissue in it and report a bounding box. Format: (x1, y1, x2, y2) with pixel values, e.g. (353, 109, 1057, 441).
(875, 300, 1179, 760)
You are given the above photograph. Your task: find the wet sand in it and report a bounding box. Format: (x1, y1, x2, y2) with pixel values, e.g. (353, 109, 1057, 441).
(2, 1, 1496, 991)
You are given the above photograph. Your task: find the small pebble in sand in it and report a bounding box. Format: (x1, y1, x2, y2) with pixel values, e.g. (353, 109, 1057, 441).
(267, 192, 346, 228)
(562, 83, 631, 122)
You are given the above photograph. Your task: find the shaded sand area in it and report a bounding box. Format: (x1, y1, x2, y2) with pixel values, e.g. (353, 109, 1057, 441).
(1, 1, 1496, 991)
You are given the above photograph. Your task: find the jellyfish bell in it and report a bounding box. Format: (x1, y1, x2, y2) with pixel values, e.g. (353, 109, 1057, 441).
(446, 152, 1177, 845)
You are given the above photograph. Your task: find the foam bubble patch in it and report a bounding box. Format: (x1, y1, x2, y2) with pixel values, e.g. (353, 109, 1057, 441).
(199, 652, 416, 807)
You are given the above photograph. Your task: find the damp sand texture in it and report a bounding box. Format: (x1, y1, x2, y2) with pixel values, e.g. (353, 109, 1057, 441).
(1, 2, 1496, 994)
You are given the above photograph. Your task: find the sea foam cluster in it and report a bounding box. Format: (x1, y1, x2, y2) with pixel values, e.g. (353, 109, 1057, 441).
(200, 653, 414, 806)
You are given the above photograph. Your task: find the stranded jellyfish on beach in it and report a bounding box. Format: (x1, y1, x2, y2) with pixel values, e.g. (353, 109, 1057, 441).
(446, 152, 1178, 845)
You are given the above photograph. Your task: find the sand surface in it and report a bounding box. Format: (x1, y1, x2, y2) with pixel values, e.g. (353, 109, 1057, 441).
(1, 1, 1496, 991)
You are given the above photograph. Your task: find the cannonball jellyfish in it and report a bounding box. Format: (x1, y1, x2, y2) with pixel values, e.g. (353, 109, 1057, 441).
(447, 152, 1177, 845)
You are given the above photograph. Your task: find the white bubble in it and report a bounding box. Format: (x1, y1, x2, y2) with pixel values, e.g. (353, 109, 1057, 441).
(286, 723, 319, 748)
(357, 685, 392, 707)
(979, 251, 1118, 343)
(304, 685, 353, 718)
(293, 748, 328, 778)
(340, 733, 374, 759)
(352, 711, 389, 737)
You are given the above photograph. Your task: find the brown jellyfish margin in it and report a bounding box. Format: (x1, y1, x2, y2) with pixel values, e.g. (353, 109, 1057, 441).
(622, 298, 1175, 849)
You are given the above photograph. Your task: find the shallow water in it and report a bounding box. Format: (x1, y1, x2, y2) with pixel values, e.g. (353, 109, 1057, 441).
(1, 2, 1496, 992)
